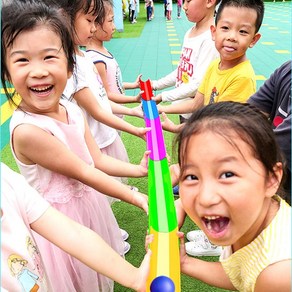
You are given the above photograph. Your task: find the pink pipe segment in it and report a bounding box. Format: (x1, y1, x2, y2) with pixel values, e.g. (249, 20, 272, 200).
(145, 116, 167, 161)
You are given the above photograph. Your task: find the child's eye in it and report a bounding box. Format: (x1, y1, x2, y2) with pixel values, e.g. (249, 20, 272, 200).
(185, 174, 198, 181)
(221, 26, 229, 31)
(15, 58, 28, 63)
(220, 172, 234, 179)
(239, 30, 248, 35)
(44, 55, 58, 61)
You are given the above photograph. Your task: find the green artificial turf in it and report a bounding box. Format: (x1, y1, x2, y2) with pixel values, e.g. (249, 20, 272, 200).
(113, 6, 147, 39)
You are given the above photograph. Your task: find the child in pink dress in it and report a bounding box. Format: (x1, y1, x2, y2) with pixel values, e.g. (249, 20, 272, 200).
(2, 1, 149, 291)
(2, 163, 151, 292)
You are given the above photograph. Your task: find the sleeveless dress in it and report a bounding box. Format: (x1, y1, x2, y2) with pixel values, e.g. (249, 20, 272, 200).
(9, 100, 124, 292)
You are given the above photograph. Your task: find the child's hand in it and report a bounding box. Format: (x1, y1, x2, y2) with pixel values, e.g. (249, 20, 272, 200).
(152, 93, 162, 104)
(138, 150, 150, 175)
(145, 233, 154, 251)
(132, 191, 149, 214)
(178, 231, 188, 266)
(131, 104, 144, 118)
(157, 104, 164, 114)
(169, 163, 180, 186)
(160, 112, 175, 132)
(175, 198, 187, 229)
(133, 249, 152, 292)
(136, 127, 151, 141)
(135, 74, 143, 87)
(135, 92, 142, 103)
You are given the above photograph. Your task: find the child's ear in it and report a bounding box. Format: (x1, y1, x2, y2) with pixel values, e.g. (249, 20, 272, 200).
(249, 33, 261, 48)
(266, 162, 283, 198)
(210, 25, 216, 41)
(67, 71, 73, 79)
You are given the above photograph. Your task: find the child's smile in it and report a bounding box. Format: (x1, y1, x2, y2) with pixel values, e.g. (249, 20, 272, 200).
(180, 130, 277, 250)
(6, 25, 70, 114)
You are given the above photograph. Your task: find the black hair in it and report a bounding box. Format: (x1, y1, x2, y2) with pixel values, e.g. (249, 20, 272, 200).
(1, 0, 75, 103)
(215, 0, 264, 33)
(177, 102, 286, 195)
(55, 0, 105, 37)
(95, 0, 114, 27)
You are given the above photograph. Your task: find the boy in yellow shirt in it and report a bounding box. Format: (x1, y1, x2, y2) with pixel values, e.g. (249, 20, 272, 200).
(158, 0, 263, 118)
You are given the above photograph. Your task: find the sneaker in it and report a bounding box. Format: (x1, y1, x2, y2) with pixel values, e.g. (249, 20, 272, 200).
(185, 240, 222, 257)
(186, 230, 207, 242)
(173, 185, 179, 196)
(129, 185, 139, 192)
(123, 241, 131, 255)
(120, 228, 129, 241)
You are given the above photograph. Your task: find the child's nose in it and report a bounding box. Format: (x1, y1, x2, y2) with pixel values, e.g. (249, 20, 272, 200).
(198, 182, 221, 207)
(91, 23, 97, 33)
(227, 31, 236, 41)
(29, 65, 49, 78)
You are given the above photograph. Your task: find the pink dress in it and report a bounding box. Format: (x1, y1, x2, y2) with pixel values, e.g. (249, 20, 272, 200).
(9, 100, 123, 292)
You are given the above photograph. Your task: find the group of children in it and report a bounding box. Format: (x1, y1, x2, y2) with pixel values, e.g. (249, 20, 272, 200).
(1, 0, 291, 291)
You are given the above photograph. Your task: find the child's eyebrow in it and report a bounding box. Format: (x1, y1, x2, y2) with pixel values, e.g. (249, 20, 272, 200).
(10, 48, 61, 57)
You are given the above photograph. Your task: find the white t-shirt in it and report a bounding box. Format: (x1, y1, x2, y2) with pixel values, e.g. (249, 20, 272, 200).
(152, 27, 219, 119)
(63, 52, 117, 148)
(1, 163, 52, 291)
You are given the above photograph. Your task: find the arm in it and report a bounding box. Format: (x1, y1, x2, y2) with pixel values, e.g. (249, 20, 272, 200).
(13, 123, 148, 212)
(158, 92, 204, 115)
(31, 206, 151, 291)
(178, 233, 236, 290)
(73, 87, 147, 140)
(254, 260, 291, 292)
(161, 112, 184, 133)
(123, 74, 142, 89)
(109, 100, 143, 118)
(95, 62, 141, 104)
(151, 69, 177, 91)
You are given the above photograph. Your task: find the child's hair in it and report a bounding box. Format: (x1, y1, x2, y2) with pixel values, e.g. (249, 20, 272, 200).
(176, 102, 286, 194)
(55, 0, 105, 35)
(95, 0, 113, 27)
(1, 0, 75, 102)
(215, 0, 264, 33)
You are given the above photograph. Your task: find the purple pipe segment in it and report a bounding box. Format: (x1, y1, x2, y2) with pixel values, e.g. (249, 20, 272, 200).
(144, 116, 167, 161)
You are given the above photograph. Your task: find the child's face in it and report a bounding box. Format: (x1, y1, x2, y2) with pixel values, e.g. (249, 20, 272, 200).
(6, 26, 70, 113)
(183, 0, 212, 23)
(74, 8, 97, 46)
(179, 130, 278, 250)
(211, 6, 261, 67)
(94, 5, 115, 42)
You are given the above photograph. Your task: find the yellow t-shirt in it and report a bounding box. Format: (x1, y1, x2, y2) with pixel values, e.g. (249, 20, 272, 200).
(220, 196, 291, 292)
(199, 58, 256, 105)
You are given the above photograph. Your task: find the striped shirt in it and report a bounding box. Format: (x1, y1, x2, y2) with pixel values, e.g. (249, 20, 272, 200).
(220, 196, 291, 291)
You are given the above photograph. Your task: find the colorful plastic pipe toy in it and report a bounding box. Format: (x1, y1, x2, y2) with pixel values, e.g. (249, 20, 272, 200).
(140, 79, 181, 292)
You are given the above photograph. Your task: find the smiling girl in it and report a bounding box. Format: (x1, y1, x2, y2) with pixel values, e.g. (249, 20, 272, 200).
(1, 1, 149, 291)
(176, 102, 291, 291)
